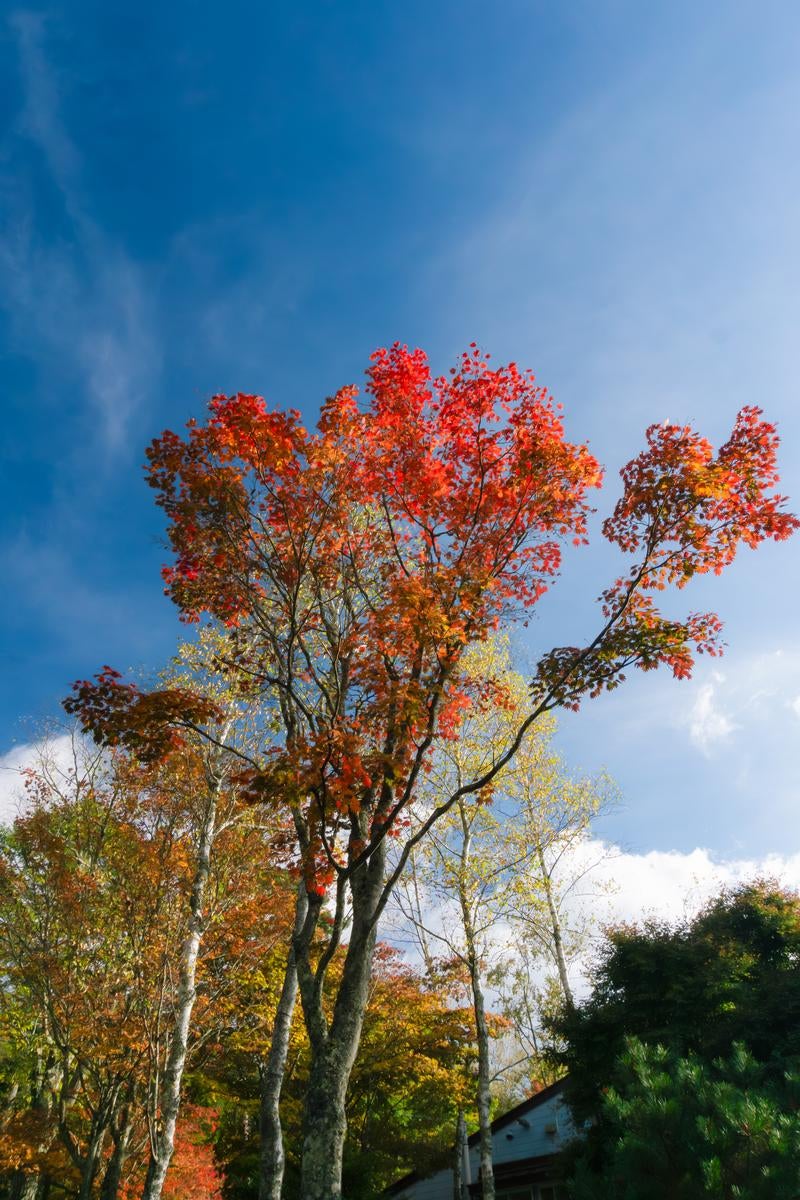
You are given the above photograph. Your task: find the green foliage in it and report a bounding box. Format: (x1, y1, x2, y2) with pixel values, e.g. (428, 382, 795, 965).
(203, 946, 476, 1200)
(566, 1040, 800, 1199)
(556, 883, 800, 1198)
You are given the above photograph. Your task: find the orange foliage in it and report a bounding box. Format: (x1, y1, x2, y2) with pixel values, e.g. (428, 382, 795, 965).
(162, 1108, 224, 1200)
(0, 746, 295, 1195)
(64, 345, 796, 898)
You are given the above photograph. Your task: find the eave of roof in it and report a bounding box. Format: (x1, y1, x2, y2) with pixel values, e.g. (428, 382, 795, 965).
(385, 1077, 568, 1195)
(466, 1152, 559, 1194)
(467, 1077, 567, 1144)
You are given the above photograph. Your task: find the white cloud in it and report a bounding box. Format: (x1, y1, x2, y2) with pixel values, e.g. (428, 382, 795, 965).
(387, 828, 800, 1005)
(2, 11, 160, 450)
(558, 839, 800, 996)
(679, 649, 800, 753)
(687, 676, 737, 754)
(515, 836, 800, 1003)
(0, 734, 76, 825)
(586, 840, 800, 928)
(549, 643, 800, 860)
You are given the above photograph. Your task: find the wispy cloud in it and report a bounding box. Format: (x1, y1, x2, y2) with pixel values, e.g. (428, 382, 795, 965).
(2, 11, 160, 450)
(681, 650, 800, 750)
(687, 674, 737, 755)
(10, 11, 79, 200)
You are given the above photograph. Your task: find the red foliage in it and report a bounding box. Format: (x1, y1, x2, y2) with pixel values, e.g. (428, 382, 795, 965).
(162, 1107, 224, 1200)
(118, 1108, 224, 1200)
(64, 667, 222, 761)
(535, 406, 798, 708)
(65, 345, 797, 892)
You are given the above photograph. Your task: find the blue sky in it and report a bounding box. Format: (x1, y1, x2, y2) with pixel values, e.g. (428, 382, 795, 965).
(2, 1, 799, 863)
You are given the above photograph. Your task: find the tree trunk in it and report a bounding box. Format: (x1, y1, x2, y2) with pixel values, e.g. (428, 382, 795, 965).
(9, 1172, 42, 1200)
(100, 1107, 134, 1200)
(77, 1126, 106, 1200)
(464, 944, 494, 1200)
(296, 851, 384, 1200)
(10, 1053, 55, 1200)
(258, 881, 308, 1200)
(453, 1110, 468, 1200)
(297, 1048, 350, 1200)
(60, 1098, 113, 1200)
(141, 786, 218, 1200)
(457, 810, 494, 1200)
(536, 844, 574, 1009)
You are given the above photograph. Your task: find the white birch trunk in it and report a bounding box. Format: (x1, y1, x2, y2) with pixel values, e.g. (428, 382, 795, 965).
(258, 881, 308, 1200)
(453, 1109, 468, 1200)
(140, 785, 217, 1200)
(457, 808, 494, 1200)
(536, 843, 574, 1009)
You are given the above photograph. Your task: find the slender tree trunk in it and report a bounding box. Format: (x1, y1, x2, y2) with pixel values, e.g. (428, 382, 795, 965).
(141, 786, 218, 1200)
(469, 963, 494, 1200)
(457, 809, 494, 1200)
(536, 844, 574, 1009)
(9, 1172, 41, 1200)
(77, 1125, 106, 1200)
(407, 847, 437, 977)
(100, 1107, 134, 1200)
(296, 851, 384, 1200)
(258, 881, 308, 1200)
(0, 1081, 19, 1126)
(61, 1094, 117, 1200)
(453, 1110, 468, 1200)
(10, 1052, 55, 1200)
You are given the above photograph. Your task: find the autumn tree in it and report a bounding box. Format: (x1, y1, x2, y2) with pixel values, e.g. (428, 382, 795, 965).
(65, 344, 797, 1200)
(59, 627, 293, 1200)
(500, 726, 618, 1024)
(211, 944, 476, 1200)
(157, 632, 306, 1200)
(393, 638, 617, 1193)
(0, 724, 294, 1200)
(395, 809, 512, 1200)
(392, 643, 538, 1200)
(338, 946, 476, 1198)
(0, 735, 167, 1200)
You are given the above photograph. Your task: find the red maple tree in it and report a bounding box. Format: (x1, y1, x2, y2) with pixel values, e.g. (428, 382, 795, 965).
(66, 345, 797, 1200)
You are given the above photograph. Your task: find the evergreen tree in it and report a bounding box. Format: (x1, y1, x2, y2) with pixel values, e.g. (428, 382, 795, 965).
(556, 883, 800, 1197)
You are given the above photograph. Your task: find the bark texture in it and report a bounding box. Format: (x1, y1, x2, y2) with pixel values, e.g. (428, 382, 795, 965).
(141, 787, 217, 1200)
(536, 843, 574, 1009)
(100, 1106, 133, 1200)
(469, 964, 494, 1200)
(9, 1172, 42, 1200)
(295, 849, 384, 1200)
(456, 809, 494, 1200)
(76, 1126, 106, 1200)
(258, 882, 308, 1200)
(453, 1110, 468, 1200)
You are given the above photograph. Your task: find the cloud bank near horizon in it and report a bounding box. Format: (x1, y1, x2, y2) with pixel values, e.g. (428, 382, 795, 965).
(2, 733, 797, 917)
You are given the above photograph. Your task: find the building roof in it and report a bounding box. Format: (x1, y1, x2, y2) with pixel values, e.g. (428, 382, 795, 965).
(385, 1077, 568, 1196)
